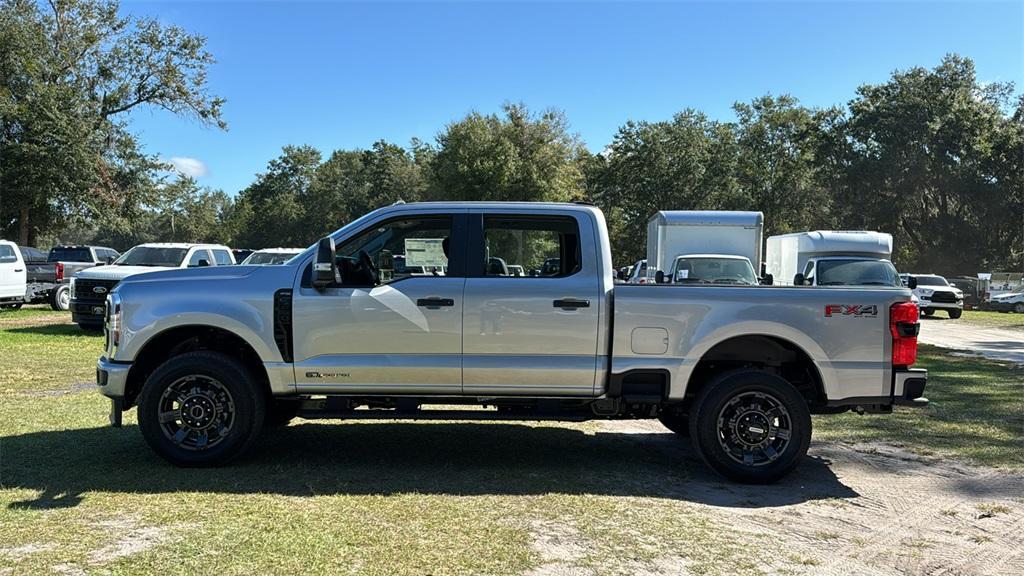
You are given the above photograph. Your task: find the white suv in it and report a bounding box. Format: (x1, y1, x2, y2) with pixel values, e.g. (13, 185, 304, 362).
(909, 274, 963, 319)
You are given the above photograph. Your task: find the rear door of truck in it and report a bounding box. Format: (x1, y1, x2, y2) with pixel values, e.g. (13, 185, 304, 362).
(461, 209, 602, 396)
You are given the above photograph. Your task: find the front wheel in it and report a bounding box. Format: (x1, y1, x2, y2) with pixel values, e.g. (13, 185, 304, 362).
(50, 285, 70, 311)
(1014, 303, 1024, 314)
(689, 370, 811, 484)
(137, 351, 265, 466)
(921, 308, 934, 317)
(948, 309, 962, 319)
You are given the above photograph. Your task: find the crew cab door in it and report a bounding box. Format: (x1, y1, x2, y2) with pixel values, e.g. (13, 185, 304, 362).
(0, 243, 26, 300)
(462, 211, 601, 396)
(291, 212, 466, 394)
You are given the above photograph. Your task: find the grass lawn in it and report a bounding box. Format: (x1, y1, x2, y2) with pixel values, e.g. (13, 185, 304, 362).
(956, 309, 1024, 332)
(1, 306, 1021, 575)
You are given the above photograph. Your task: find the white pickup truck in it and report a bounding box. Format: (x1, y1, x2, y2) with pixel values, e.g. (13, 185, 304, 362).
(96, 203, 926, 483)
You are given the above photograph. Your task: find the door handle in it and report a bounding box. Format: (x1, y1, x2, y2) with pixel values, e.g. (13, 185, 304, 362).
(417, 297, 454, 308)
(553, 299, 590, 309)
(14, 269, 24, 272)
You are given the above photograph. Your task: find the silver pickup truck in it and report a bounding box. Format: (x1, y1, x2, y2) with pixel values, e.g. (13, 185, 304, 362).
(96, 202, 927, 483)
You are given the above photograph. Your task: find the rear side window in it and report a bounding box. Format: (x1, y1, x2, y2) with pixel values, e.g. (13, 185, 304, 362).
(48, 247, 92, 262)
(0, 244, 17, 263)
(212, 249, 233, 265)
(483, 217, 581, 278)
(188, 250, 212, 267)
(98, 248, 120, 261)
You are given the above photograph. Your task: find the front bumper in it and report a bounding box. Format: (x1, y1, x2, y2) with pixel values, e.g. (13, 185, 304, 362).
(919, 300, 962, 310)
(97, 356, 131, 427)
(71, 299, 107, 324)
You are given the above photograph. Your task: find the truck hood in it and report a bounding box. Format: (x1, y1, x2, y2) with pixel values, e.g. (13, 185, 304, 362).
(118, 265, 261, 285)
(74, 265, 179, 281)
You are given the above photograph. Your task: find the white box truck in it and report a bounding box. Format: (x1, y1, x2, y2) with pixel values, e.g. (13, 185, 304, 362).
(765, 231, 902, 287)
(645, 211, 764, 285)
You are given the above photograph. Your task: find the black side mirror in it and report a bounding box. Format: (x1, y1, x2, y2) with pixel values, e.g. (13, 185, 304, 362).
(312, 237, 337, 291)
(794, 273, 805, 286)
(655, 270, 665, 284)
(197, 259, 210, 267)
(908, 276, 918, 289)
(761, 274, 774, 286)
(107, 256, 116, 264)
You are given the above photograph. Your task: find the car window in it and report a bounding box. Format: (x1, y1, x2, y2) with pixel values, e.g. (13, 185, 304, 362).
(0, 244, 17, 264)
(188, 249, 211, 267)
(483, 216, 581, 277)
(336, 216, 452, 286)
(671, 257, 757, 285)
(114, 246, 188, 267)
(915, 275, 949, 287)
(817, 259, 901, 287)
(212, 249, 233, 265)
(47, 247, 93, 262)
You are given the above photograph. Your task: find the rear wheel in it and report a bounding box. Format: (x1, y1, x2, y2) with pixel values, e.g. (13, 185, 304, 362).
(1014, 303, 1024, 314)
(50, 285, 70, 311)
(137, 351, 265, 466)
(689, 370, 811, 484)
(948, 309, 962, 319)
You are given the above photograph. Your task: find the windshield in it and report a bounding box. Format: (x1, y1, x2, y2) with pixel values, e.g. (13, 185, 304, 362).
(48, 247, 92, 262)
(817, 259, 901, 287)
(671, 257, 757, 285)
(242, 251, 297, 265)
(113, 246, 188, 267)
(915, 275, 949, 287)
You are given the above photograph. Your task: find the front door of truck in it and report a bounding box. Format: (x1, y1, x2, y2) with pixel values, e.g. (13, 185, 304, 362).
(0, 243, 25, 300)
(291, 213, 466, 394)
(462, 212, 601, 396)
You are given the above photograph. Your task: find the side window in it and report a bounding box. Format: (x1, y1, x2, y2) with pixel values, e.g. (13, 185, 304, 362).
(802, 261, 815, 284)
(188, 249, 211, 267)
(0, 244, 17, 264)
(483, 217, 581, 278)
(336, 216, 452, 286)
(212, 249, 233, 265)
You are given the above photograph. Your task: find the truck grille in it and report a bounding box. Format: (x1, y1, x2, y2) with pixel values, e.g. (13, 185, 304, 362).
(931, 292, 958, 304)
(74, 279, 119, 303)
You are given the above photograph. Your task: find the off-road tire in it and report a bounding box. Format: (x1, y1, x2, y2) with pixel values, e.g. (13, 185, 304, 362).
(137, 351, 265, 466)
(689, 369, 811, 484)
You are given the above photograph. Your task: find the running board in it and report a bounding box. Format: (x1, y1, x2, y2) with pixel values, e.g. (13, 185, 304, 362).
(296, 409, 593, 422)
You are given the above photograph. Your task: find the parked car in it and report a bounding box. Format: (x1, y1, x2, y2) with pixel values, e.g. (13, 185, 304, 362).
(24, 245, 120, 311)
(0, 240, 26, 310)
(240, 248, 304, 265)
(948, 277, 982, 310)
(71, 243, 233, 330)
(988, 291, 1024, 313)
(907, 274, 963, 318)
(96, 202, 926, 484)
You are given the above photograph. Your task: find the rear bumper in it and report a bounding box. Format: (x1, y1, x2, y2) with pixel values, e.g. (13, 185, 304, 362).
(826, 367, 928, 409)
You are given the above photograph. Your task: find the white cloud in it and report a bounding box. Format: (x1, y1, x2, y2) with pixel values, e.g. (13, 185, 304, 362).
(168, 157, 208, 178)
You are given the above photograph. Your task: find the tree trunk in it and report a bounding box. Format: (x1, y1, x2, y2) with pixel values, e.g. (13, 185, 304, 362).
(18, 205, 29, 246)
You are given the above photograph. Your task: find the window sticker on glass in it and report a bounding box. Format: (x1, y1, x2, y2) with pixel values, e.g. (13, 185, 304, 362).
(404, 238, 447, 268)
(676, 269, 689, 280)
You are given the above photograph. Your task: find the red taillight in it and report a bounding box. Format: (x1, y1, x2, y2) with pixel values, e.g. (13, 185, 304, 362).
(55, 262, 64, 281)
(890, 301, 919, 367)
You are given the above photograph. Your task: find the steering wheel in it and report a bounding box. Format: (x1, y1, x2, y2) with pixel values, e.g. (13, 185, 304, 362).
(358, 250, 380, 285)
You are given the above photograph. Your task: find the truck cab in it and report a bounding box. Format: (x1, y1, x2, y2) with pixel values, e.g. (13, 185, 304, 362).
(0, 240, 26, 309)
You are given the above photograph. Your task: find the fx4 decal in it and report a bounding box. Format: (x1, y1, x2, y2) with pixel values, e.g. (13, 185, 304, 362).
(825, 304, 878, 318)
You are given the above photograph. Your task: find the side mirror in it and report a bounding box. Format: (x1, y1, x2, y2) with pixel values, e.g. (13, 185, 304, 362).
(908, 276, 918, 289)
(761, 274, 774, 286)
(655, 270, 665, 284)
(794, 273, 805, 286)
(312, 237, 337, 291)
(616, 270, 625, 281)
(197, 259, 210, 267)
(107, 256, 116, 264)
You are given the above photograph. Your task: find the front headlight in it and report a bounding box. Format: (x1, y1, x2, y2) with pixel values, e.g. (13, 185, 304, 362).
(69, 277, 76, 299)
(919, 288, 934, 296)
(106, 293, 122, 348)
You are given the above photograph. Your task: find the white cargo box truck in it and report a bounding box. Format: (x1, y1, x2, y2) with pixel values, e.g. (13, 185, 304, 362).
(765, 231, 901, 287)
(645, 211, 764, 281)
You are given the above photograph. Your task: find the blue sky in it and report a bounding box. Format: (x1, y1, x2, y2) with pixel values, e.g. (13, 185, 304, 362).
(120, 1, 1024, 195)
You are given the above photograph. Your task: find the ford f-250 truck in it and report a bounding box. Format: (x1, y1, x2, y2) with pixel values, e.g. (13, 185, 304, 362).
(96, 203, 927, 483)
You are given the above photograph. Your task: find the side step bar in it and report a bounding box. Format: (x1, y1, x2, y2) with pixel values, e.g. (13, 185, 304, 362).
(296, 409, 593, 422)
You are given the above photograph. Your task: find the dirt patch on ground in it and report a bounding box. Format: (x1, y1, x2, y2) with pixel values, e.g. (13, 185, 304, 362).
(598, 420, 1024, 576)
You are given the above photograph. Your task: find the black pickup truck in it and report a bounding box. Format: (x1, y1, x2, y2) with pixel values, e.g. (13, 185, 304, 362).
(25, 245, 120, 310)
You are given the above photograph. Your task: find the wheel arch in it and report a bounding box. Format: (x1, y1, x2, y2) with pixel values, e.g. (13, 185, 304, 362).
(123, 325, 271, 409)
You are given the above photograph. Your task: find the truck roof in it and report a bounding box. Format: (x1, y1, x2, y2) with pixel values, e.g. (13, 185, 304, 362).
(133, 243, 230, 249)
(768, 230, 892, 256)
(648, 211, 764, 227)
